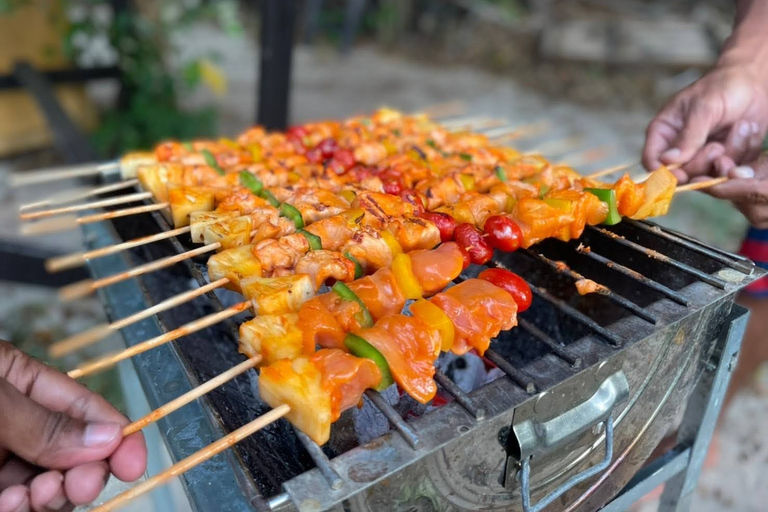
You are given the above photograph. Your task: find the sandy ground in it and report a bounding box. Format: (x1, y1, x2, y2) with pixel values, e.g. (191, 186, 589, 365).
(0, 22, 763, 511)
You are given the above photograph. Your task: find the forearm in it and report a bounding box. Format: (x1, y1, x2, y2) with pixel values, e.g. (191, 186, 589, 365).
(718, 0, 768, 76)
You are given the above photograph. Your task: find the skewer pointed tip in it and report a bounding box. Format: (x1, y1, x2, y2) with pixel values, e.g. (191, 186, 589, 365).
(49, 324, 114, 359)
(59, 279, 95, 301)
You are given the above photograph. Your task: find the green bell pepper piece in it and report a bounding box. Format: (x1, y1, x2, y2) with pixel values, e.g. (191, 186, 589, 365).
(343, 333, 394, 391)
(344, 252, 363, 279)
(279, 203, 304, 229)
(200, 149, 225, 175)
(332, 282, 373, 328)
(260, 190, 280, 208)
(585, 187, 622, 225)
(494, 165, 507, 182)
(298, 229, 322, 250)
(239, 171, 263, 195)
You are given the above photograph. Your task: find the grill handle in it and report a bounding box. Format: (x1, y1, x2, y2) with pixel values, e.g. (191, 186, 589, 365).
(509, 370, 629, 512)
(520, 415, 614, 512)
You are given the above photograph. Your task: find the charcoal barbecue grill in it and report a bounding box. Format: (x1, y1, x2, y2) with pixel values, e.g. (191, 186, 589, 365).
(75, 170, 764, 512)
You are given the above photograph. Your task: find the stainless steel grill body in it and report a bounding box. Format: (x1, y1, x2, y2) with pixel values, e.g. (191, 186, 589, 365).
(81, 186, 765, 512)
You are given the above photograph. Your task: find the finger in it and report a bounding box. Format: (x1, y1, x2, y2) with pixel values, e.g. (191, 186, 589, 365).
(0, 343, 126, 425)
(734, 202, 768, 228)
(0, 379, 122, 470)
(62, 462, 108, 506)
(28, 472, 69, 512)
(680, 142, 726, 181)
(0, 457, 38, 490)
(0, 486, 29, 512)
(713, 155, 737, 177)
(723, 120, 753, 164)
(742, 121, 766, 164)
(662, 101, 717, 165)
(643, 115, 680, 171)
(108, 432, 146, 482)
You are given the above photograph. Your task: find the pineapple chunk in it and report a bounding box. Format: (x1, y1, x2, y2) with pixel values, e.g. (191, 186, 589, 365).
(208, 245, 262, 290)
(240, 275, 315, 314)
(190, 210, 239, 243)
(137, 164, 184, 203)
(239, 313, 311, 365)
(120, 151, 156, 179)
(259, 357, 332, 445)
(202, 215, 253, 249)
(168, 186, 215, 228)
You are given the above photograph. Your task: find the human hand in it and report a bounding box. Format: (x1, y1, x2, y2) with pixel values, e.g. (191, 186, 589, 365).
(0, 341, 147, 512)
(643, 65, 768, 183)
(690, 154, 768, 228)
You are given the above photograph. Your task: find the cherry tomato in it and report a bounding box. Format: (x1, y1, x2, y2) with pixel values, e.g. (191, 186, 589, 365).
(477, 268, 532, 312)
(287, 126, 309, 139)
(317, 138, 339, 159)
(332, 149, 355, 170)
(350, 165, 375, 181)
(399, 189, 425, 214)
(306, 147, 324, 164)
(383, 179, 404, 195)
(483, 215, 523, 252)
(453, 223, 493, 265)
(418, 212, 456, 243)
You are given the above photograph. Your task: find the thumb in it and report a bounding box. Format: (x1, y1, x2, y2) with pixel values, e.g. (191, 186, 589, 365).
(0, 378, 122, 470)
(661, 104, 717, 165)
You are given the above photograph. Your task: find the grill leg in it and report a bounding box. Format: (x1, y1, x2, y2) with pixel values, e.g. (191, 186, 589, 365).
(657, 305, 749, 512)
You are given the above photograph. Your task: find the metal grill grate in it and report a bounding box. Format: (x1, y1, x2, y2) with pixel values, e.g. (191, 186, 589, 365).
(80, 182, 764, 511)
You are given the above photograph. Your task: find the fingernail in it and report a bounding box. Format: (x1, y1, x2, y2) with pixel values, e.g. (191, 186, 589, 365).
(738, 121, 751, 137)
(731, 166, 755, 179)
(661, 148, 681, 161)
(752, 121, 760, 135)
(47, 493, 68, 511)
(84, 422, 121, 447)
(707, 145, 724, 160)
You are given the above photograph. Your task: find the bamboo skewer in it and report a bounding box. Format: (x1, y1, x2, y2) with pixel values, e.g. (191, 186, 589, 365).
(585, 162, 636, 180)
(556, 146, 612, 168)
(92, 404, 290, 512)
(676, 176, 729, 192)
(58, 242, 221, 301)
(415, 100, 465, 119)
(122, 355, 261, 436)
(19, 191, 153, 221)
(10, 161, 120, 188)
(19, 179, 140, 212)
(46, 226, 192, 273)
(67, 301, 252, 379)
(491, 121, 550, 143)
(20, 203, 169, 236)
(49, 278, 230, 358)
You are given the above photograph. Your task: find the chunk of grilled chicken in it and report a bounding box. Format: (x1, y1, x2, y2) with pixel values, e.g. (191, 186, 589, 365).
(281, 187, 351, 224)
(295, 250, 357, 289)
(252, 233, 310, 275)
(340, 227, 394, 273)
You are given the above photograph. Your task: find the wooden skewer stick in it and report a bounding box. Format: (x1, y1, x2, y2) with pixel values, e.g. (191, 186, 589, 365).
(122, 355, 262, 436)
(68, 301, 252, 379)
(524, 135, 584, 157)
(448, 118, 506, 132)
(49, 278, 230, 358)
(10, 161, 120, 188)
(47, 226, 192, 273)
(556, 146, 612, 168)
(20, 191, 153, 221)
(676, 176, 729, 192)
(59, 242, 221, 301)
(415, 100, 465, 119)
(92, 404, 290, 512)
(585, 162, 636, 180)
(20, 203, 169, 236)
(490, 121, 550, 143)
(19, 179, 140, 213)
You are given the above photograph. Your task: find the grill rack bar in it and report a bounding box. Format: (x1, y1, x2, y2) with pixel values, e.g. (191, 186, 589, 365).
(632, 219, 755, 269)
(292, 428, 343, 490)
(434, 369, 486, 420)
(522, 249, 659, 324)
(365, 390, 422, 449)
(518, 318, 582, 368)
(484, 349, 537, 393)
(588, 226, 728, 290)
(574, 244, 691, 306)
